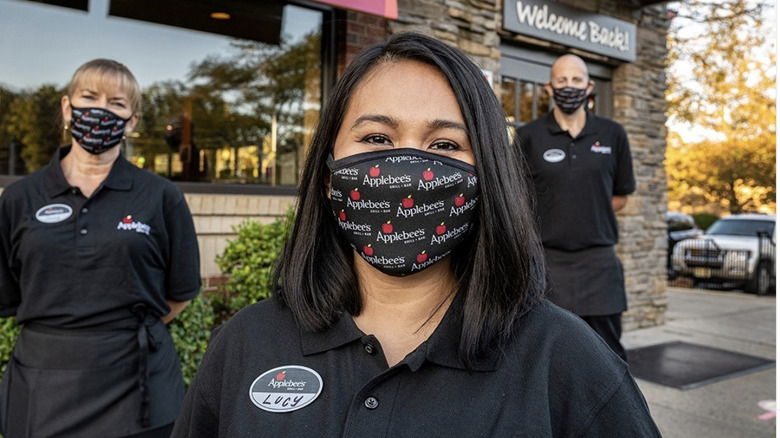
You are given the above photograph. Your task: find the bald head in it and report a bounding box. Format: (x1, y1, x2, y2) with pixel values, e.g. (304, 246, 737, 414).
(549, 54, 590, 86)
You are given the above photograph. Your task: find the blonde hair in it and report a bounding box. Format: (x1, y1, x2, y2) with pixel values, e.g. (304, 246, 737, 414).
(67, 59, 142, 115)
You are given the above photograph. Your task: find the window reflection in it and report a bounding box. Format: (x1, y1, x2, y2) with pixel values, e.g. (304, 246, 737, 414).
(0, 0, 325, 186)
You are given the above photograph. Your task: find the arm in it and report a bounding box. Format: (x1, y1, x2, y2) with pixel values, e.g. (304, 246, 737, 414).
(612, 195, 629, 212)
(161, 299, 191, 324)
(0, 191, 21, 317)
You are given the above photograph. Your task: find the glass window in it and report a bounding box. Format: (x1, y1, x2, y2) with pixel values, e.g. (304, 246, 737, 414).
(501, 77, 550, 130)
(0, 0, 329, 186)
(500, 76, 517, 125)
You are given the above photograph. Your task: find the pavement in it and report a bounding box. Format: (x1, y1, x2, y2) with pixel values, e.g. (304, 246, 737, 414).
(622, 286, 776, 438)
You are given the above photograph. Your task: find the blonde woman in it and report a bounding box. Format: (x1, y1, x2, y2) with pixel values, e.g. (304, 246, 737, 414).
(0, 59, 201, 438)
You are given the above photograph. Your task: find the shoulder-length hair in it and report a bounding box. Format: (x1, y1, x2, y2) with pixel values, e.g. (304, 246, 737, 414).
(273, 32, 546, 367)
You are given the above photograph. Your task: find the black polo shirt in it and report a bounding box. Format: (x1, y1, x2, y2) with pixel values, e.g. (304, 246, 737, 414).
(0, 146, 201, 328)
(517, 112, 635, 251)
(172, 296, 661, 437)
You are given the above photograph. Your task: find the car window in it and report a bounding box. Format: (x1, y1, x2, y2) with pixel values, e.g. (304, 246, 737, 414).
(705, 219, 775, 237)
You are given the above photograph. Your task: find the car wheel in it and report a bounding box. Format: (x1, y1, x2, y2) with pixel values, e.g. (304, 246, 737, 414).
(747, 261, 772, 296)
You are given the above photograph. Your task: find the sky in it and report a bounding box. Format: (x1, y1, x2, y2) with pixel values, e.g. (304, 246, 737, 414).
(0, 0, 319, 91)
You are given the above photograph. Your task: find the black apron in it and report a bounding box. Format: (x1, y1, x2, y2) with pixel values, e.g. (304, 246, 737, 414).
(544, 245, 627, 316)
(0, 306, 185, 438)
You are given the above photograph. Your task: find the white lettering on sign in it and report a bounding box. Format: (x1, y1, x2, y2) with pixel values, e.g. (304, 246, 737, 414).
(515, 1, 630, 52)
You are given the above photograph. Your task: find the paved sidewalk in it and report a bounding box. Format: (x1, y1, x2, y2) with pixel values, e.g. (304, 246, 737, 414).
(623, 287, 776, 438)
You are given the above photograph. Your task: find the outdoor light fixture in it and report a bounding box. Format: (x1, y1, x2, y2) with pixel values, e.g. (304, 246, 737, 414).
(210, 12, 230, 20)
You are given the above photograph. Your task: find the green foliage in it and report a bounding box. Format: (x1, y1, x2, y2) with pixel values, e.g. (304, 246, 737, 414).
(6, 84, 65, 172)
(0, 317, 20, 377)
(168, 294, 215, 387)
(214, 211, 293, 322)
(692, 213, 720, 231)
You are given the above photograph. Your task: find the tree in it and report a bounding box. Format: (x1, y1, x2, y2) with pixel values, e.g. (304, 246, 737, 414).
(666, 0, 776, 214)
(5, 85, 65, 172)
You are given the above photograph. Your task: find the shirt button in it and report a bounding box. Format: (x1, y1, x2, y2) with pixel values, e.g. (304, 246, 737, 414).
(364, 343, 375, 354)
(572, 154, 578, 159)
(81, 208, 88, 214)
(364, 397, 379, 409)
(80, 228, 88, 235)
(71, 188, 78, 195)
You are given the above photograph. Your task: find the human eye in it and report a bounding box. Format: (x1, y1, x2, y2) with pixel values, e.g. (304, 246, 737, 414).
(361, 134, 392, 146)
(429, 140, 460, 151)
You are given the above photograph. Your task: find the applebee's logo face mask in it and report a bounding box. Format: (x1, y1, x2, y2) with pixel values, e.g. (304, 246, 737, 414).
(327, 149, 479, 277)
(551, 86, 588, 114)
(69, 106, 130, 154)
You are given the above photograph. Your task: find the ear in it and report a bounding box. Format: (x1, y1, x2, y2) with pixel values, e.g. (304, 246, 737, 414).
(125, 113, 140, 134)
(61, 95, 72, 125)
(544, 82, 554, 97)
(586, 80, 595, 95)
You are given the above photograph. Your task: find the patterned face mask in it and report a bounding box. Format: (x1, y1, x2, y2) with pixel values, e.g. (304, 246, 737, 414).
(69, 106, 130, 154)
(551, 86, 588, 114)
(327, 148, 479, 277)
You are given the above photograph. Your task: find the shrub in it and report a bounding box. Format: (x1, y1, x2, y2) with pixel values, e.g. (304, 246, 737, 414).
(169, 293, 215, 386)
(213, 212, 292, 322)
(0, 317, 20, 376)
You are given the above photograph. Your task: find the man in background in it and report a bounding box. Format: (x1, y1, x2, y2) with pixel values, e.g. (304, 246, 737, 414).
(517, 54, 636, 361)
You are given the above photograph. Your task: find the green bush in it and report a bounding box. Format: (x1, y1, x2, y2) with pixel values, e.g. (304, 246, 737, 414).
(692, 212, 720, 231)
(213, 213, 292, 322)
(169, 293, 215, 386)
(0, 316, 20, 376)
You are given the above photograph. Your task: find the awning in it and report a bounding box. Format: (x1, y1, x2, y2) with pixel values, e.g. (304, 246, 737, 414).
(311, 0, 398, 19)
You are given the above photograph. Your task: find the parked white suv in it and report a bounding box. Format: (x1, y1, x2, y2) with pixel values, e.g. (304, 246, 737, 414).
(670, 214, 776, 295)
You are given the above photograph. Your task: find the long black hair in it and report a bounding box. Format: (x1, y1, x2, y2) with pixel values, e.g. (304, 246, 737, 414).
(272, 32, 546, 367)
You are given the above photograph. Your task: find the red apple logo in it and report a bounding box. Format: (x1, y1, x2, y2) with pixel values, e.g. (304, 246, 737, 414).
(402, 195, 414, 208)
(276, 371, 286, 380)
(417, 251, 428, 263)
(339, 210, 346, 221)
(122, 215, 132, 224)
(455, 193, 465, 207)
(363, 244, 374, 256)
(436, 222, 446, 235)
(369, 165, 380, 177)
(350, 188, 360, 200)
(382, 221, 393, 234)
(422, 168, 434, 181)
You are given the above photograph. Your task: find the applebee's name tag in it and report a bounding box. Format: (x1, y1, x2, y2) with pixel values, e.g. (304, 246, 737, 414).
(249, 365, 322, 413)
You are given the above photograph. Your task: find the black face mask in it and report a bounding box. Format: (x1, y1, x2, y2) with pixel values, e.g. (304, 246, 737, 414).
(327, 149, 479, 277)
(69, 106, 130, 154)
(551, 86, 588, 114)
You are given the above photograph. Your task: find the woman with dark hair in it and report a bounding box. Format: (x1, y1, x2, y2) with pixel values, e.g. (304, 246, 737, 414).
(173, 33, 660, 437)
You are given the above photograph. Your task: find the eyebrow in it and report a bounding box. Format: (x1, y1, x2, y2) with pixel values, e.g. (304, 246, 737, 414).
(79, 87, 128, 101)
(351, 114, 399, 130)
(351, 114, 467, 133)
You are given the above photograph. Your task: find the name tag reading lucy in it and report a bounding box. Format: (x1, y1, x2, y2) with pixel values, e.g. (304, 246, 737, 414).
(249, 365, 323, 413)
